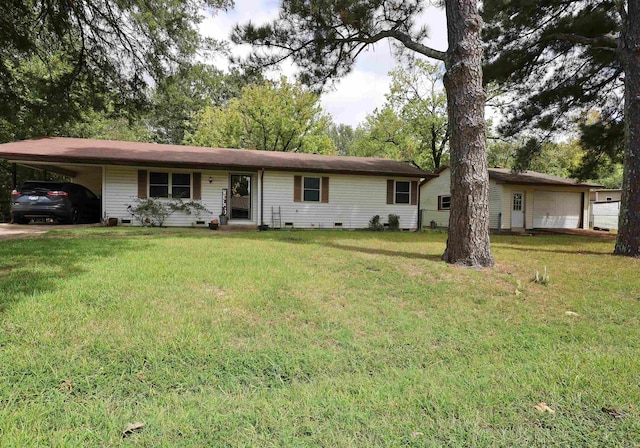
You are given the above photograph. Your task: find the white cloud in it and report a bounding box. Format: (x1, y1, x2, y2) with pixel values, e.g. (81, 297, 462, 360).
(198, 2, 450, 128)
(321, 69, 392, 127)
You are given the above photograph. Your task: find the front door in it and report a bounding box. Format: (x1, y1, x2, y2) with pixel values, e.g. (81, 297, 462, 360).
(512, 191, 524, 228)
(229, 174, 251, 220)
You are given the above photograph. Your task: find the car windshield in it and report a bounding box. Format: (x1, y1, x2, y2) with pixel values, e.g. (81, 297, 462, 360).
(19, 182, 65, 192)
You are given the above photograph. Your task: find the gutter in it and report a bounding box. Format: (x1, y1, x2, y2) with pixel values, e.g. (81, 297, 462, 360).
(1, 155, 432, 178)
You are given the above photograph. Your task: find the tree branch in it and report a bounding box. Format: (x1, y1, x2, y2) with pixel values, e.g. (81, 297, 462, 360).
(335, 29, 446, 61)
(390, 30, 447, 61)
(548, 33, 618, 51)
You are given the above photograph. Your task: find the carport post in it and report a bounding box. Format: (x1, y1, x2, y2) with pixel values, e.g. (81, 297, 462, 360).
(11, 163, 16, 189)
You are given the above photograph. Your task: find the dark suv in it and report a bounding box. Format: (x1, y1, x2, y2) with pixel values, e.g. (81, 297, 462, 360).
(11, 181, 101, 224)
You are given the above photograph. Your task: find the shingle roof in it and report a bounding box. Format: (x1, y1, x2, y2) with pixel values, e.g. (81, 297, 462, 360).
(488, 167, 601, 187)
(0, 137, 433, 178)
(421, 166, 601, 188)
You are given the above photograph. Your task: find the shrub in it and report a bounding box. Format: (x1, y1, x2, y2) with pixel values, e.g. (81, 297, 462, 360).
(126, 197, 211, 227)
(368, 215, 384, 231)
(388, 214, 400, 231)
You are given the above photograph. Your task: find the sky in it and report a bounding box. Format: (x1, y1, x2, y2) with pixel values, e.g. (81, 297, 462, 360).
(199, 1, 448, 128)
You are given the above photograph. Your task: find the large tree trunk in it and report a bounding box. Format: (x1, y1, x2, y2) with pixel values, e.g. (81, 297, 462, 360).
(442, 0, 494, 267)
(615, 1, 640, 257)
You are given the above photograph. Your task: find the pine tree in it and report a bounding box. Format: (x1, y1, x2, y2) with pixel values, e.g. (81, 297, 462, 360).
(483, 0, 640, 256)
(234, 0, 494, 267)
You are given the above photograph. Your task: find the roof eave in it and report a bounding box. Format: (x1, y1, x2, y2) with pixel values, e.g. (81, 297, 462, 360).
(5, 153, 432, 178)
(493, 179, 602, 188)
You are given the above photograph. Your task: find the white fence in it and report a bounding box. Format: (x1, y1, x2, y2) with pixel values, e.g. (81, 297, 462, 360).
(591, 201, 620, 230)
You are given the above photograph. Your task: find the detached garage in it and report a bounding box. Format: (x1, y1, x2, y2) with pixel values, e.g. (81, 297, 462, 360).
(420, 167, 600, 231)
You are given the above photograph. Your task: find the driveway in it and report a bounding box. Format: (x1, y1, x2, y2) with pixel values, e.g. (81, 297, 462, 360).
(0, 223, 96, 240)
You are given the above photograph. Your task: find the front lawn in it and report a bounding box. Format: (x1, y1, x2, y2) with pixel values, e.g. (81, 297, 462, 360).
(0, 229, 638, 446)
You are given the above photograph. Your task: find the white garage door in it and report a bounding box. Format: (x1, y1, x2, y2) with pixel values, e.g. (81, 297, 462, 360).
(533, 191, 582, 228)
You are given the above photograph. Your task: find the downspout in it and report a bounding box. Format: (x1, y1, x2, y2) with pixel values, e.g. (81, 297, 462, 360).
(416, 178, 421, 230)
(260, 169, 265, 227)
(101, 166, 107, 221)
(580, 192, 585, 229)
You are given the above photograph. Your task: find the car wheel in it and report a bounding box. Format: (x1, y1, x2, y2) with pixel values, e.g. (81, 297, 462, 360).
(70, 208, 81, 225)
(13, 217, 30, 225)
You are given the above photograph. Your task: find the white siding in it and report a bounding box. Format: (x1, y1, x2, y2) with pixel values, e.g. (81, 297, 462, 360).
(488, 180, 503, 229)
(419, 170, 451, 228)
(263, 171, 419, 229)
(592, 190, 622, 202)
(104, 166, 258, 226)
(419, 168, 593, 230)
(104, 167, 418, 228)
(420, 168, 502, 230)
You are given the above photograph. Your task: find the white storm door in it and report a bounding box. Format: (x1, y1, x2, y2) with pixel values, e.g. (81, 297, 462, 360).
(512, 192, 524, 228)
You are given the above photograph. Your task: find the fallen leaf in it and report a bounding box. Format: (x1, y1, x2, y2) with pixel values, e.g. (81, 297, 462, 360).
(122, 422, 145, 438)
(411, 431, 424, 438)
(565, 311, 579, 316)
(602, 407, 626, 418)
(59, 380, 72, 391)
(534, 402, 555, 414)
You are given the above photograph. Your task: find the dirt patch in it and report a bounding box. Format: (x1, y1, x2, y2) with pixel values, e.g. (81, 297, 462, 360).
(0, 223, 97, 240)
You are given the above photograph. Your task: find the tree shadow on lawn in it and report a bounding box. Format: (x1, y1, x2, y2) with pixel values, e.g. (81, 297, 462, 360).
(226, 231, 445, 262)
(491, 235, 616, 257)
(495, 245, 615, 257)
(229, 230, 622, 260)
(0, 234, 147, 315)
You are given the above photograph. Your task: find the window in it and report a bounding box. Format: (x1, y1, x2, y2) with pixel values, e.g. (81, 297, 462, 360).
(438, 195, 451, 210)
(294, 175, 329, 203)
(303, 177, 321, 202)
(172, 173, 191, 198)
(149, 172, 169, 197)
(386, 180, 417, 205)
(513, 193, 523, 211)
(149, 172, 191, 198)
(395, 181, 410, 204)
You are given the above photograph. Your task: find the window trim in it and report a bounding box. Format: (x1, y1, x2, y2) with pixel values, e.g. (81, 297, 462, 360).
(303, 176, 321, 202)
(148, 171, 192, 199)
(438, 195, 451, 210)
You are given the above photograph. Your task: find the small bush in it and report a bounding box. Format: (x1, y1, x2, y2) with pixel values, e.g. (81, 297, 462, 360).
(388, 214, 400, 231)
(126, 197, 211, 227)
(368, 215, 384, 231)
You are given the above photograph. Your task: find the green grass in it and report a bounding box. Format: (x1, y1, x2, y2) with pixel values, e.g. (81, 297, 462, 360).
(0, 228, 638, 446)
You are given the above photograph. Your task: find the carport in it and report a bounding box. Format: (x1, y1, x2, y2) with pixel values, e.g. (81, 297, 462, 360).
(3, 160, 104, 220)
